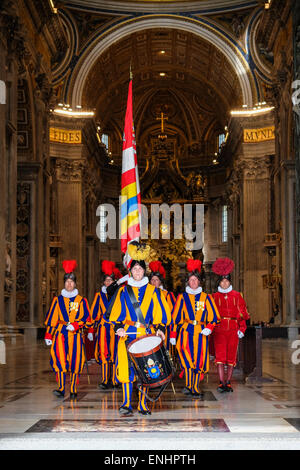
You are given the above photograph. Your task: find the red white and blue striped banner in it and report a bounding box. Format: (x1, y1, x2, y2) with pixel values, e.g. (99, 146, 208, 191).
(120, 77, 141, 257)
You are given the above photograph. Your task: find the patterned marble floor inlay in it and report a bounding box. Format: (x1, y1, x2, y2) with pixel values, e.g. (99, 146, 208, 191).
(1, 338, 300, 441)
(255, 390, 300, 401)
(284, 418, 300, 431)
(25, 418, 230, 433)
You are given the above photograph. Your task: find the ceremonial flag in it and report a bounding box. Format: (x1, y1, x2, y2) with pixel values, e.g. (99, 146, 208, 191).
(120, 75, 141, 257)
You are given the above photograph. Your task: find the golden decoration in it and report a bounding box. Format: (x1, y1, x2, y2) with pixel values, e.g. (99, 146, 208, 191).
(128, 242, 151, 261)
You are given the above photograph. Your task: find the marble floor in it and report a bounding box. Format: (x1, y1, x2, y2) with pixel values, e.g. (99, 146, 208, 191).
(0, 337, 300, 450)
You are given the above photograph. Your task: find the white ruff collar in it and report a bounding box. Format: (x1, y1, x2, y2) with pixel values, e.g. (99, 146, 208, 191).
(61, 288, 79, 298)
(218, 285, 233, 294)
(101, 286, 107, 294)
(128, 276, 149, 288)
(186, 286, 202, 295)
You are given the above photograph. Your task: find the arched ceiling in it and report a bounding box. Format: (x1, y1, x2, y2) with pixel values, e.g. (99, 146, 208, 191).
(82, 28, 242, 168)
(60, 0, 259, 14)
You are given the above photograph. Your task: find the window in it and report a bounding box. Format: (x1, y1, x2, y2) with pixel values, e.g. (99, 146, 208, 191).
(99, 205, 107, 243)
(222, 205, 228, 243)
(101, 133, 109, 150)
(218, 133, 226, 151)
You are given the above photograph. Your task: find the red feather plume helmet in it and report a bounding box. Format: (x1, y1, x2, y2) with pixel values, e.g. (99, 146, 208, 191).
(101, 260, 116, 281)
(113, 267, 122, 280)
(149, 260, 166, 282)
(62, 260, 77, 283)
(212, 257, 234, 284)
(101, 260, 122, 281)
(186, 258, 203, 281)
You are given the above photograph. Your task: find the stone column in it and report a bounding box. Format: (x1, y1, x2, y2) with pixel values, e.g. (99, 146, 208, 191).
(54, 158, 85, 291)
(238, 155, 272, 324)
(0, 46, 6, 329)
(280, 160, 298, 338)
(293, 0, 300, 333)
(5, 59, 18, 331)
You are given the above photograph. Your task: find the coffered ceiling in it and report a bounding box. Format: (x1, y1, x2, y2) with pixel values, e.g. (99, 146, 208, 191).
(82, 28, 242, 166)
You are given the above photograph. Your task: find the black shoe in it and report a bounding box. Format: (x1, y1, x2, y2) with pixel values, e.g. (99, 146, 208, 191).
(53, 389, 65, 398)
(119, 406, 133, 416)
(217, 383, 227, 393)
(99, 382, 109, 390)
(225, 382, 233, 392)
(182, 387, 193, 395)
(70, 393, 77, 399)
(138, 409, 151, 415)
(192, 391, 204, 398)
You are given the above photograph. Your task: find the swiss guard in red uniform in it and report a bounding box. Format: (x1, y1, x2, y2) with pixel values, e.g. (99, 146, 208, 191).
(212, 258, 250, 393)
(90, 260, 123, 389)
(149, 261, 176, 351)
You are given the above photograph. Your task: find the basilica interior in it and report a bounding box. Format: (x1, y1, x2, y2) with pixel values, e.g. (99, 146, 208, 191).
(0, 0, 300, 450)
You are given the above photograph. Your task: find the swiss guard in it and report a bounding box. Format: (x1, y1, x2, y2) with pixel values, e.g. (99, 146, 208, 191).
(149, 260, 176, 350)
(44, 260, 91, 399)
(211, 257, 250, 392)
(170, 259, 220, 397)
(90, 260, 123, 389)
(108, 241, 171, 416)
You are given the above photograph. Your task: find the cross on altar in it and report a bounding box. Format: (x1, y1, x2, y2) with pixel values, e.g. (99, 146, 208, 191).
(156, 112, 168, 133)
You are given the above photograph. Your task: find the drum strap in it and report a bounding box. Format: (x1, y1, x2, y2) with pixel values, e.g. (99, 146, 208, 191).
(126, 286, 147, 328)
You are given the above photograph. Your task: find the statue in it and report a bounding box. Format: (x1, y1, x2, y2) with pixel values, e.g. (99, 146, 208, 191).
(4, 241, 13, 296)
(185, 171, 207, 198)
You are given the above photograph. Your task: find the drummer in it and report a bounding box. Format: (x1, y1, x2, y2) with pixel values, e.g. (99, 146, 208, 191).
(149, 261, 176, 351)
(108, 241, 172, 416)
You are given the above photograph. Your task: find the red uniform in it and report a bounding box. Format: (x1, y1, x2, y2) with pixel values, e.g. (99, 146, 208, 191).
(212, 290, 249, 367)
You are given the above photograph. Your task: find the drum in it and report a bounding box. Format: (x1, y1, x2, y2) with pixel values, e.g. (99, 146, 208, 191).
(127, 334, 174, 389)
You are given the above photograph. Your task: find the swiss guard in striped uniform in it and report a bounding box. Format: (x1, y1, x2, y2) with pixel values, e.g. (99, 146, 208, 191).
(90, 261, 123, 389)
(44, 260, 91, 399)
(108, 242, 171, 416)
(211, 258, 250, 392)
(149, 261, 176, 350)
(170, 259, 220, 397)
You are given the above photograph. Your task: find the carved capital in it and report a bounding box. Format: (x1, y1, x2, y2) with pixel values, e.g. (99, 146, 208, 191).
(238, 156, 272, 180)
(54, 159, 85, 183)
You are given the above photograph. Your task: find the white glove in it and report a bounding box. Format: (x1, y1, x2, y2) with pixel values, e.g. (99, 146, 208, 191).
(237, 330, 244, 339)
(116, 328, 126, 337)
(45, 339, 52, 346)
(87, 333, 93, 341)
(66, 324, 75, 332)
(170, 338, 176, 346)
(201, 328, 212, 336)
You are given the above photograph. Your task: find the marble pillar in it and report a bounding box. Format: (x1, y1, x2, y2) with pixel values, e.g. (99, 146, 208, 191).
(239, 156, 271, 324)
(280, 160, 298, 338)
(0, 43, 6, 328)
(54, 158, 85, 291)
(5, 57, 18, 330)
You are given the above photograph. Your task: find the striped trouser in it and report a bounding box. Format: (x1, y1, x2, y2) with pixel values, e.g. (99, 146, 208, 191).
(101, 362, 118, 385)
(121, 383, 149, 412)
(184, 368, 203, 393)
(56, 371, 78, 393)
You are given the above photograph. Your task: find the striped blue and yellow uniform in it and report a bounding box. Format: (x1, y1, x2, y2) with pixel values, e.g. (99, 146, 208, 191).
(90, 290, 119, 386)
(45, 294, 91, 376)
(108, 282, 171, 412)
(171, 291, 220, 392)
(161, 290, 176, 350)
